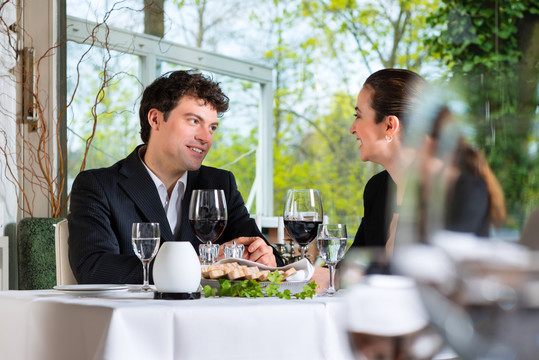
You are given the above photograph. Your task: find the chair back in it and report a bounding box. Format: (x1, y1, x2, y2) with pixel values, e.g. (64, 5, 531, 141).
(55, 219, 77, 285)
(521, 208, 539, 250)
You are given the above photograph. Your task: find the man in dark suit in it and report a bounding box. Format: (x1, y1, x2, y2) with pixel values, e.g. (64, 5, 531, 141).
(68, 70, 282, 284)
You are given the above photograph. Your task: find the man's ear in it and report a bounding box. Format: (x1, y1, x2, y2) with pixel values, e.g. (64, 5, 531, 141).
(147, 108, 161, 129)
(385, 115, 400, 138)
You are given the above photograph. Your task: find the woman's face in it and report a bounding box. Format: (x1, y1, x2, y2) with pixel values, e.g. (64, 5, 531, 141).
(350, 86, 388, 164)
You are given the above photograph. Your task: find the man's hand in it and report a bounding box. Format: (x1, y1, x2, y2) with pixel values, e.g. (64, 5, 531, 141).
(230, 237, 277, 267)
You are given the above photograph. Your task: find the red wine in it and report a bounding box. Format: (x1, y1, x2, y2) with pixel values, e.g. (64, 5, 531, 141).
(190, 219, 226, 243)
(284, 220, 322, 246)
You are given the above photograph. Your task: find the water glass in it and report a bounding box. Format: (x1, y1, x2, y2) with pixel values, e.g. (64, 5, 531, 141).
(132, 222, 160, 291)
(317, 223, 347, 296)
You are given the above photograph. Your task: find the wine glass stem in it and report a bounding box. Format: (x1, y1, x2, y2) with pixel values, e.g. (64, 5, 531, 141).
(328, 264, 336, 294)
(300, 245, 306, 259)
(142, 261, 150, 290)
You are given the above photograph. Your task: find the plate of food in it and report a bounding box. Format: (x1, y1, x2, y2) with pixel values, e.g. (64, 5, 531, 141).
(200, 258, 314, 295)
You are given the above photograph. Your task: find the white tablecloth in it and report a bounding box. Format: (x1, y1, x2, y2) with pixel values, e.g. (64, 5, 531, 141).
(0, 289, 354, 360)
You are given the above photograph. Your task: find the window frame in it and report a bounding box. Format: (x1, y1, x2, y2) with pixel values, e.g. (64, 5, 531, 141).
(65, 15, 275, 217)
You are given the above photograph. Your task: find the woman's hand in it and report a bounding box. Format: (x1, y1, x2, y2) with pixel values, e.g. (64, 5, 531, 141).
(311, 266, 331, 294)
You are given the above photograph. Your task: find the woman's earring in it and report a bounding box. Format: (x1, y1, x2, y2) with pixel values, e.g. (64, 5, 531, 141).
(386, 135, 393, 143)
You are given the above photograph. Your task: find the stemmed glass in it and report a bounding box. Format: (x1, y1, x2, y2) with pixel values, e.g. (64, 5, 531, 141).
(283, 189, 323, 260)
(189, 189, 228, 265)
(131, 222, 160, 292)
(317, 224, 347, 296)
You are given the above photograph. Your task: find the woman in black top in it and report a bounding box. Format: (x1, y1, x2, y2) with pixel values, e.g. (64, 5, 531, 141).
(349, 70, 506, 255)
(349, 69, 425, 253)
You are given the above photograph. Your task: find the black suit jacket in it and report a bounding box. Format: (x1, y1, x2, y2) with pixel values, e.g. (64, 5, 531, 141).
(68, 145, 282, 284)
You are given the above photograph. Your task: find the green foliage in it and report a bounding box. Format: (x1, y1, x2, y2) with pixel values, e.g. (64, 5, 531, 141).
(426, 0, 531, 74)
(426, 0, 539, 227)
(219, 278, 266, 298)
(203, 285, 218, 297)
(17, 218, 63, 290)
(295, 281, 317, 299)
(301, 0, 441, 70)
(267, 269, 284, 283)
(264, 282, 282, 297)
(203, 270, 318, 299)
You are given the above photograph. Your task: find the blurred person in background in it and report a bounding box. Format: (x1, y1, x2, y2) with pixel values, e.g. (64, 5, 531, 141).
(424, 107, 506, 239)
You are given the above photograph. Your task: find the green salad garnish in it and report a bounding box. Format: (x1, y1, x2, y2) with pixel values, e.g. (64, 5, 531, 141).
(202, 270, 317, 299)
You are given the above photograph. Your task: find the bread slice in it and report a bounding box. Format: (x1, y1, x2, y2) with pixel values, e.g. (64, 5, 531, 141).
(256, 270, 270, 281)
(282, 268, 297, 280)
(241, 266, 258, 280)
(227, 268, 246, 280)
(209, 269, 226, 279)
(202, 263, 298, 282)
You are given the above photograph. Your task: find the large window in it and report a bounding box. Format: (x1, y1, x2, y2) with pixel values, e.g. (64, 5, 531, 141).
(65, 8, 274, 217)
(66, 43, 142, 177)
(63, 0, 539, 240)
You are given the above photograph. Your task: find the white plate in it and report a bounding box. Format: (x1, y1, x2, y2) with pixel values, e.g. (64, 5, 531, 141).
(200, 258, 314, 296)
(53, 284, 128, 296)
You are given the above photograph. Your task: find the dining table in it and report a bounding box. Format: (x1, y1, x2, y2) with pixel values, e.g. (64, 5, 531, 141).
(0, 287, 354, 360)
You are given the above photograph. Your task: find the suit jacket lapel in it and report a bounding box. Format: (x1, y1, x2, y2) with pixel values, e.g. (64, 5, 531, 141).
(118, 146, 174, 241)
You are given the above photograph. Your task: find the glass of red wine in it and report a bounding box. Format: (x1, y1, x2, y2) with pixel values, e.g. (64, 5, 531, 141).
(283, 189, 323, 261)
(189, 189, 228, 265)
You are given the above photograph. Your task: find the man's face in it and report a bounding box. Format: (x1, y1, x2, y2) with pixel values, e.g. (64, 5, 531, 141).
(148, 96, 218, 174)
(350, 86, 387, 163)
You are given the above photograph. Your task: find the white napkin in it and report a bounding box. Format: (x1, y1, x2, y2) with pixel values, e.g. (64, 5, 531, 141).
(215, 258, 315, 282)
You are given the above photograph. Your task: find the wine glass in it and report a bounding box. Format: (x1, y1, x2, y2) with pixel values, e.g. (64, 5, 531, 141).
(189, 189, 228, 265)
(283, 189, 323, 260)
(317, 223, 347, 296)
(131, 222, 160, 292)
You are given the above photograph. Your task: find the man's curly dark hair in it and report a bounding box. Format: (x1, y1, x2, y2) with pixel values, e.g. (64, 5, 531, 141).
(139, 70, 230, 144)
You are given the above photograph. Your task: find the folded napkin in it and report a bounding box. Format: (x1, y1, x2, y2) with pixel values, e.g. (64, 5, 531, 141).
(213, 258, 315, 282)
